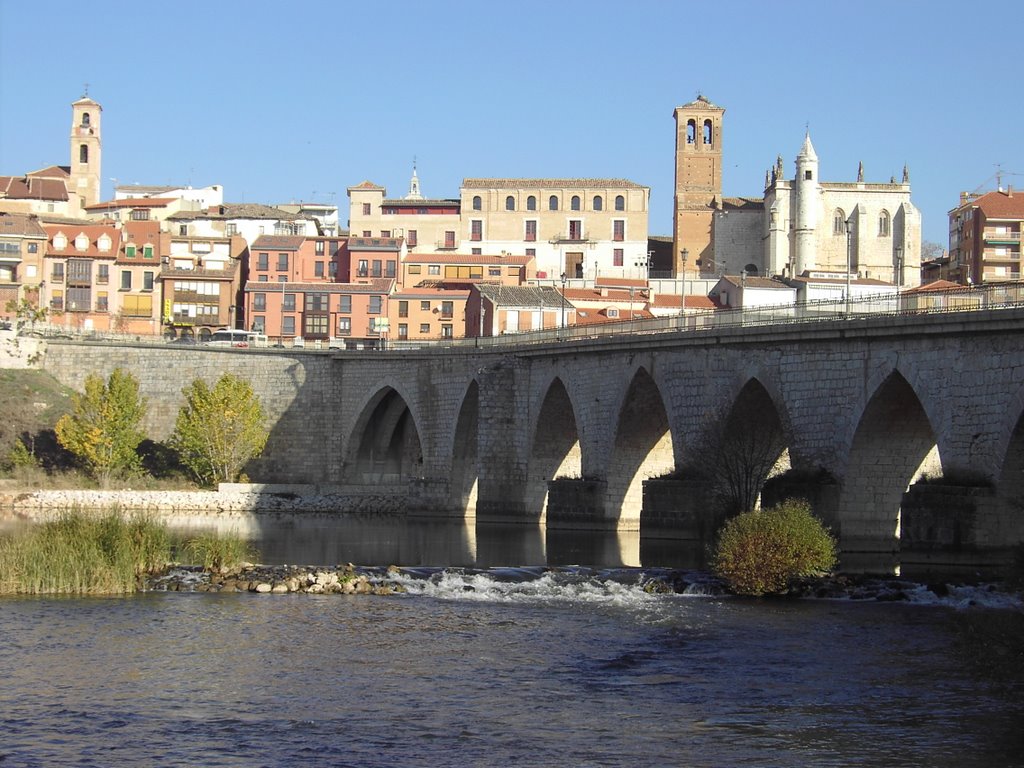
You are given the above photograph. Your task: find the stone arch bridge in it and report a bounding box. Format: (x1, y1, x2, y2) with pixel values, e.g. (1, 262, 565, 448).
(39, 307, 1024, 571)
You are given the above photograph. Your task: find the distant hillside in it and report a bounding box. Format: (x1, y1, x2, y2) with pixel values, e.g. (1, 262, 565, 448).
(0, 369, 74, 471)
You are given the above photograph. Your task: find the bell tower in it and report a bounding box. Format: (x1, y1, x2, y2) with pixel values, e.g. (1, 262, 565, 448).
(69, 93, 102, 216)
(672, 95, 724, 277)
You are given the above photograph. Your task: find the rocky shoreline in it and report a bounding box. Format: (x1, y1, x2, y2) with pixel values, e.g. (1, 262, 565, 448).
(149, 563, 405, 596)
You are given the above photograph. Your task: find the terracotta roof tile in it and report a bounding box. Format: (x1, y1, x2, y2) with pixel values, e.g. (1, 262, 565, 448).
(967, 189, 1024, 218)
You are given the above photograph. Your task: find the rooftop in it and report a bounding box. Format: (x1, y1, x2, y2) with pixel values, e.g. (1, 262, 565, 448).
(462, 178, 647, 190)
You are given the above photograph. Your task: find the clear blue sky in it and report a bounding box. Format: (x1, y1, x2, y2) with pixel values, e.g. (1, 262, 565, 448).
(2, 0, 1021, 246)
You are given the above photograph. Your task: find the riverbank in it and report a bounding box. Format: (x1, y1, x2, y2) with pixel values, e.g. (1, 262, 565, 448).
(0, 483, 409, 517)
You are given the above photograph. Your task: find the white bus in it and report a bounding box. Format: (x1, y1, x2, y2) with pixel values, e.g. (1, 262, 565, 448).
(205, 329, 268, 348)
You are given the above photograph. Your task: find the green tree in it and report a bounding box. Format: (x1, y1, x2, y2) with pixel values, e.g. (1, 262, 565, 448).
(170, 373, 267, 486)
(712, 499, 837, 596)
(55, 368, 147, 485)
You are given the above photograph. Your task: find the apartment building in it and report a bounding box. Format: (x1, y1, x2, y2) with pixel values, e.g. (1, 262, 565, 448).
(347, 179, 461, 253)
(41, 221, 122, 332)
(161, 230, 248, 339)
(0, 212, 47, 313)
(948, 188, 1024, 284)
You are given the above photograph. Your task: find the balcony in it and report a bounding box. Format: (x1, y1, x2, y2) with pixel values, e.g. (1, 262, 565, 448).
(983, 229, 1022, 244)
(549, 231, 591, 245)
(160, 265, 235, 279)
(435, 238, 460, 250)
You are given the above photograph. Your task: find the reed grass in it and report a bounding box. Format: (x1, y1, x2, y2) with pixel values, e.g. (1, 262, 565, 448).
(0, 508, 173, 595)
(181, 532, 256, 572)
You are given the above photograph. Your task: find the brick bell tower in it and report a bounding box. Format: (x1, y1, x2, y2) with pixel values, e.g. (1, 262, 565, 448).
(672, 94, 723, 277)
(69, 93, 103, 216)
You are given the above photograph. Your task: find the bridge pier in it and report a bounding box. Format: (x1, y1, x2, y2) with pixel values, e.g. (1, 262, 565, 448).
(639, 477, 725, 542)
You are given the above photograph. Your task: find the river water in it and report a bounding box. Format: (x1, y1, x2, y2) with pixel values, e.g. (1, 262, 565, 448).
(1, 515, 1022, 767)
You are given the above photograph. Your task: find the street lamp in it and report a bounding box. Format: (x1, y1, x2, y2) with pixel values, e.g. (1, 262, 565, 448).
(894, 245, 903, 287)
(559, 272, 567, 339)
(681, 248, 689, 317)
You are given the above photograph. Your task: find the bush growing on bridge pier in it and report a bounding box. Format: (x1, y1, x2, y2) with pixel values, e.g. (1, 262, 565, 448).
(712, 499, 837, 596)
(170, 373, 268, 487)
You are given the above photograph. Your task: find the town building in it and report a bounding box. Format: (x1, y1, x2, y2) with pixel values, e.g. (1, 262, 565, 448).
(947, 188, 1024, 284)
(346, 175, 461, 254)
(0, 212, 47, 313)
(0, 95, 103, 219)
(468, 285, 569, 336)
(277, 201, 341, 237)
(672, 95, 922, 288)
(41, 221, 122, 332)
(166, 203, 319, 246)
(161, 230, 248, 339)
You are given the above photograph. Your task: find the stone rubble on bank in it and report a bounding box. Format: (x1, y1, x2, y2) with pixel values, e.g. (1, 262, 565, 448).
(150, 563, 404, 596)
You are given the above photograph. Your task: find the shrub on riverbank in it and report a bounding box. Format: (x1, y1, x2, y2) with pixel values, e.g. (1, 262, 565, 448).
(0, 509, 172, 595)
(183, 532, 256, 572)
(712, 499, 837, 596)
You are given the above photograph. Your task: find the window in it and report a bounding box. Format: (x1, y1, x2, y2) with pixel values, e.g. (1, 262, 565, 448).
(225, 223, 238, 236)
(315, 261, 324, 278)
(593, 195, 603, 211)
(407, 229, 417, 247)
(50, 289, 63, 310)
(441, 301, 454, 318)
(282, 316, 296, 335)
(686, 119, 696, 144)
(571, 195, 581, 211)
(258, 275, 268, 282)
(82, 112, 90, 127)
(179, 225, 188, 236)
(369, 296, 382, 314)
(121, 294, 152, 317)
(398, 300, 409, 318)
(613, 220, 625, 242)
(120, 271, 132, 291)
(143, 245, 153, 259)
(67, 286, 90, 311)
(569, 220, 583, 240)
(357, 259, 368, 277)
(130, 209, 150, 221)
(362, 203, 371, 216)
(420, 300, 431, 311)
(471, 220, 482, 241)
(525, 220, 537, 242)
(527, 195, 537, 211)
(143, 271, 154, 291)
(471, 248, 482, 255)
(27, 242, 38, 253)
(75, 234, 89, 251)
(381, 230, 391, 238)
(614, 195, 625, 211)
(804, 170, 813, 181)
(833, 209, 847, 235)
(97, 264, 109, 284)
(428, 264, 440, 275)
(96, 292, 108, 311)
(505, 196, 515, 211)
(878, 210, 891, 237)
(408, 264, 422, 275)
(79, 144, 88, 163)
(441, 325, 453, 338)
(614, 248, 624, 267)
(251, 316, 265, 332)
(329, 262, 337, 278)
(489, 267, 501, 277)
(67, 259, 91, 284)
(125, 244, 136, 258)
(398, 323, 408, 339)
(549, 195, 559, 211)
(472, 195, 482, 210)
(254, 293, 266, 311)
(283, 293, 296, 311)
(257, 252, 269, 270)
(420, 323, 430, 334)
(372, 259, 382, 277)
(51, 262, 65, 282)
(304, 314, 328, 337)
(277, 253, 288, 271)
(445, 266, 483, 279)
(526, 248, 536, 257)
(362, 231, 371, 237)
(306, 293, 328, 311)
(338, 295, 351, 313)
(98, 235, 111, 252)
(444, 231, 455, 248)
(337, 317, 351, 335)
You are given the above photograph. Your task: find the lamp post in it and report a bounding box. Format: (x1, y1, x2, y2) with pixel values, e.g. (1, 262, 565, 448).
(229, 304, 236, 330)
(894, 245, 903, 287)
(845, 217, 854, 315)
(559, 272, 567, 339)
(681, 248, 689, 317)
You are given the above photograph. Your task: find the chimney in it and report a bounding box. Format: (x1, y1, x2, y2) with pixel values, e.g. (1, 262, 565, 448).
(1008, 185, 1014, 198)
(960, 191, 970, 205)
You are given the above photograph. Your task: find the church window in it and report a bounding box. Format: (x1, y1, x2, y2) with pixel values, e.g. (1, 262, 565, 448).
(614, 195, 625, 211)
(686, 119, 696, 144)
(878, 210, 890, 237)
(833, 209, 846, 235)
(744, 263, 759, 276)
(472, 195, 482, 211)
(804, 170, 813, 180)
(549, 195, 559, 211)
(526, 195, 537, 211)
(79, 144, 88, 163)
(593, 195, 603, 211)
(703, 120, 713, 145)
(505, 195, 515, 211)
(82, 112, 91, 127)
(571, 195, 581, 211)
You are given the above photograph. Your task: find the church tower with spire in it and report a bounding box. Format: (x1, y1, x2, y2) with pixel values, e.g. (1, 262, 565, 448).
(672, 94, 724, 277)
(793, 132, 820, 276)
(68, 92, 102, 216)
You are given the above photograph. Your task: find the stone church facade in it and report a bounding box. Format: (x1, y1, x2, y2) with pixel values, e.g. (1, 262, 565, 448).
(673, 96, 921, 287)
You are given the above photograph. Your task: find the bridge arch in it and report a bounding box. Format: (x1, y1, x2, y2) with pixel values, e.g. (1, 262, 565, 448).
(995, 388, 1024, 542)
(448, 379, 481, 516)
(605, 366, 674, 528)
(526, 376, 582, 522)
(344, 384, 425, 483)
(839, 370, 941, 563)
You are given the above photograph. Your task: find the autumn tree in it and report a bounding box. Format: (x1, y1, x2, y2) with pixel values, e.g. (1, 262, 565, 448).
(170, 373, 268, 486)
(55, 368, 147, 485)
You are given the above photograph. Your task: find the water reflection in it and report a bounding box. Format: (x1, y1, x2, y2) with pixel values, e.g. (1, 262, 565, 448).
(159, 513, 710, 569)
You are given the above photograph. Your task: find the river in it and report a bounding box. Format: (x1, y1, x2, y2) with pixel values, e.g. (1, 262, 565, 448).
(1, 514, 1022, 767)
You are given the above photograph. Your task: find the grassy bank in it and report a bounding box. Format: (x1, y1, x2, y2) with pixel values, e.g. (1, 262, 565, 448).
(0, 508, 255, 595)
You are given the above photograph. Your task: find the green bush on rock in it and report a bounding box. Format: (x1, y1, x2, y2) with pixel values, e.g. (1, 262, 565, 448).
(712, 499, 837, 596)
